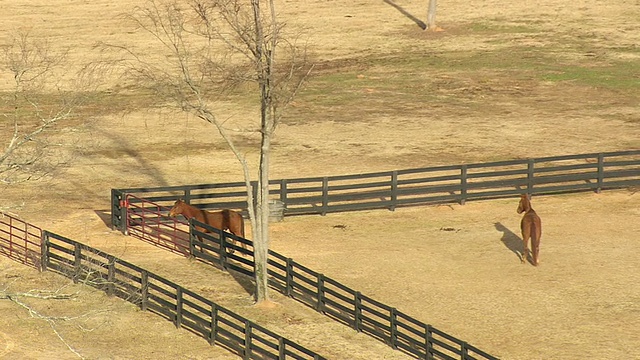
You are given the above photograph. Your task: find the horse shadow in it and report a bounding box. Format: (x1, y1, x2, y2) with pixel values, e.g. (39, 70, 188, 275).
(383, 0, 427, 29)
(494, 222, 525, 263)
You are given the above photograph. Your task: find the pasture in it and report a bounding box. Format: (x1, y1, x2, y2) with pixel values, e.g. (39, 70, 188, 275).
(1, 0, 639, 359)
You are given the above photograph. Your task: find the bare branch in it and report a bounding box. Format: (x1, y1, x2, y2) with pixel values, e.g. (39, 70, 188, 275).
(108, 0, 313, 304)
(0, 31, 90, 185)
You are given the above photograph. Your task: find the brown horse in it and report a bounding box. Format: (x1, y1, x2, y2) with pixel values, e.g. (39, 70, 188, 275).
(168, 199, 246, 253)
(517, 194, 542, 266)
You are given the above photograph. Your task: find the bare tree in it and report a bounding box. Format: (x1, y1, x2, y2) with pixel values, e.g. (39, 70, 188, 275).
(0, 31, 92, 185)
(106, 0, 311, 304)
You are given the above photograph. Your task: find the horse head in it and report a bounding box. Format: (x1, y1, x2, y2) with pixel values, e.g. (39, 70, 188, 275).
(169, 199, 185, 217)
(517, 194, 531, 214)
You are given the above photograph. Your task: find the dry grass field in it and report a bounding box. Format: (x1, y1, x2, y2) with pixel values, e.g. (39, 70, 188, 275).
(1, 0, 639, 359)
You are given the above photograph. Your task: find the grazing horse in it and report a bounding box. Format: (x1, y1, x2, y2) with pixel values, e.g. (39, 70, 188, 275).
(168, 199, 246, 253)
(517, 194, 542, 266)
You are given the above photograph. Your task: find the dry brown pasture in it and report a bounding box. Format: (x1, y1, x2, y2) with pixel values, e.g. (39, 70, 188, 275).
(1, 0, 639, 359)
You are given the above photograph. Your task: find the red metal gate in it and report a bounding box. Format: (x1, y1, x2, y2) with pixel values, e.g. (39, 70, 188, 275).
(124, 194, 190, 255)
(0, 213, 42, 269)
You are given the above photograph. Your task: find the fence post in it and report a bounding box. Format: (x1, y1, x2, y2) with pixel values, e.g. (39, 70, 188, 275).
(596, 153, 604, 193)
(354, 291, 362, 332)
(280, 179, 288, 204)
(175, 286, 183, 329)
(73, 243, 82, 283)
(122, 194, 129, 235)
(317, 274, 325, 313)
(219, 230, 227, 270)
(107, 255, 116, 296)
(140, 270, 148, 311)
(527, 159, 535, 194)
(285, 258, 294, 297)
(321, 177, 329, 216)
(390, 308, 398, 350)
(461, 341, 469, 360)
(390, 171, 398, 211)
(460, 165, 468, 205)
(278, 337, 286, 359)
(244, 322, 252, 360)
(425, 324, 433, 360)
(209, 303, 218, 346)
(111, 189, 121, 231)
(40, 231, 49, 272)
(188, 219, 196, 257)
(184, 188, 191, 203)
(6, 217, 13, 259)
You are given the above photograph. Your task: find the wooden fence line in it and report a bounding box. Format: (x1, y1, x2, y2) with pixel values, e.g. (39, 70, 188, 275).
(118, 197, 500, 359)
(110, 150, 640, 232)
(0, 216, 325, 359)
(40, 230, 326, 360)
(188, 218, 499, 360)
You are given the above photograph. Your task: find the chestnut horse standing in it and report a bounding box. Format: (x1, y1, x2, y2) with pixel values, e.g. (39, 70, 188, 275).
(169, 199, 246, 252)
(517, 194, 542, 266)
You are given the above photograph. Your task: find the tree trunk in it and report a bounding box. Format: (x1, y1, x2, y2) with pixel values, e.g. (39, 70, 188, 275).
(254, 118, 271, 303)
(427, 0, 437, 30)
(251, 0, 273, 304)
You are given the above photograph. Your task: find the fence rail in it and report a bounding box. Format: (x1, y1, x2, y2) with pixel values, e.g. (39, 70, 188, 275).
(189, 218, 499, 360)
(40, 230, 326, 360)
(123, 194, 190, 255)
(109, 149, 640, 360)
(0, 212, 42, 270)
(111, 150, 640, 231)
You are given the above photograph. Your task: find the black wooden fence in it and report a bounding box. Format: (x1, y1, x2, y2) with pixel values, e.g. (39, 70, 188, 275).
(111, 150, 640, 232)
(115, 193, 499, 359)
(0, 213, 325, 360)
(189, 219, 498, 360)
(40, 231, 325, 359)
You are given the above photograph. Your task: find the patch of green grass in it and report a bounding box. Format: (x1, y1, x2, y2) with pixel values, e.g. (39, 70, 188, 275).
(282, 41, 640, 126)
(540, 62, 640, 89)
(467, 21, 542, 34)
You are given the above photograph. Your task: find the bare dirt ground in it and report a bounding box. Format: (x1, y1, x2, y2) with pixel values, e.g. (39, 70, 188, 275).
(1, 0, 639, 359)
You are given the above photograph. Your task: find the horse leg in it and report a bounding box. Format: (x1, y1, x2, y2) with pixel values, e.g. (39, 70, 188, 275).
(232, 224, 247, 254)
(234, 229, 247, 255)
(531, 230, 541, 266)
(237, 215, 247, 254)
(222, 227, 236, 255)
(194, 226, 210, 255)
(521, 225, 530, 264)
(226, 232, 236, 255)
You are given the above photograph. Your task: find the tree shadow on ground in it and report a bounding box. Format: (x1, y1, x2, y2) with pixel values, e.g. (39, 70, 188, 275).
(383, 0, 426, 29)
(94, 210, 112, 228)
(495, 222, 524, 263)
(228, 269, 255, 297)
